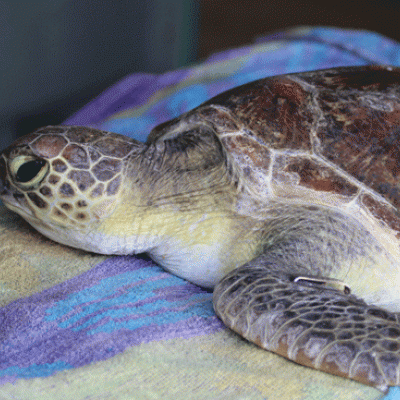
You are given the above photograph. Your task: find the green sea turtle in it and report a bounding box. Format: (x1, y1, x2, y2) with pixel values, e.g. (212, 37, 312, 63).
(2, 65, 400, 390)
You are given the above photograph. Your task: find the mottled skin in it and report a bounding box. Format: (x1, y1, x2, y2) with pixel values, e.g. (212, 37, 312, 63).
(2, 66, 400, 390)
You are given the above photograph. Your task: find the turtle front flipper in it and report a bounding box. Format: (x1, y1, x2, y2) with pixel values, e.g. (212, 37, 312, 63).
(213, 263, 400, 391)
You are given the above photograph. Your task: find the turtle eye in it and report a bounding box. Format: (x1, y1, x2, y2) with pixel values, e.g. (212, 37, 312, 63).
(10, 156, 49, 189)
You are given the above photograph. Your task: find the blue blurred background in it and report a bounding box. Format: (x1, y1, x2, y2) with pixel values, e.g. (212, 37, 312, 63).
(0, 0, 200, 149)
(0, 0, 399, 149)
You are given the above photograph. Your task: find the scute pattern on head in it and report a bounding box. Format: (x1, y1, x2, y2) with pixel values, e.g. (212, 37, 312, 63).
(67, 170, 96, 191)
(52, 159, 68, 173)
(0, 126, 142, 230)
(61, 144, 90, 169)
(92, 159, 122, 181)
(31, 135, 68, 158)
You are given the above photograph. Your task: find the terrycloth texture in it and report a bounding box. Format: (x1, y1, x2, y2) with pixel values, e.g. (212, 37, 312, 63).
(1, 26, 400, 399)
(0, 212, 386, 400)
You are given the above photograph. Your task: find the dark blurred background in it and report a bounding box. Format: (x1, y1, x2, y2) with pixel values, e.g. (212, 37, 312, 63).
(1, 0, 399, 149)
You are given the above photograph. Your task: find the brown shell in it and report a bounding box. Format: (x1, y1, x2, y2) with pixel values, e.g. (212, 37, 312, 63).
(148, 65, 400, 237)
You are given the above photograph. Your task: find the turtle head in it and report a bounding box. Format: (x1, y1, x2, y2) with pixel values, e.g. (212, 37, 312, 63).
(0, 124, 258, 285)
(0, 126, 144, 250)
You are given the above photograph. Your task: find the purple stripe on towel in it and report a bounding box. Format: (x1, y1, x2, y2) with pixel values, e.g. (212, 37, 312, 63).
(0, 256, 224, 383)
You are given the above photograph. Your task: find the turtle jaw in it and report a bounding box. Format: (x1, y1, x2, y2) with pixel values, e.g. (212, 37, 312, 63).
(0, 186, 69, 245)
(2, 197, 34, 221)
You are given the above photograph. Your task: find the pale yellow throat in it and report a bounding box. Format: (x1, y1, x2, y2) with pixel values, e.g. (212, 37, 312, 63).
(98, 199, 260, 288)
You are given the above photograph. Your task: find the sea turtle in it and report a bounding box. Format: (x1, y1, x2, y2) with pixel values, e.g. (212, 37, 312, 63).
(2, 65, 400, 390)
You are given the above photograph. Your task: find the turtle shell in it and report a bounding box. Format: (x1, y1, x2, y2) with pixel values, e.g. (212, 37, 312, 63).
(148, 65, 400, 238)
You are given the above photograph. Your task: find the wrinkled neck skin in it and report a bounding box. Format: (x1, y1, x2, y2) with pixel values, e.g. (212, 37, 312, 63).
(96, 138, 263, 288)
